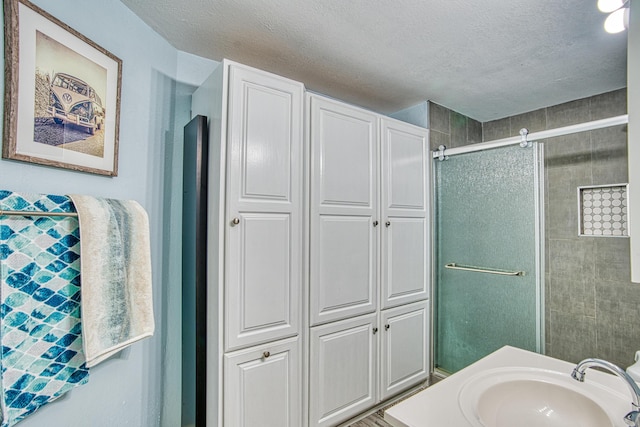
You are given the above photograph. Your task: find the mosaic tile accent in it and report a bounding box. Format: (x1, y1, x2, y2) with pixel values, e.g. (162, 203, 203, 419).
(579, 185, 628, 237)
(0, 190, 89, 427)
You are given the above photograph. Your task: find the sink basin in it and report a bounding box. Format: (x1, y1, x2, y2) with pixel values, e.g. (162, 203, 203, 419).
(458, 367, 629, 427)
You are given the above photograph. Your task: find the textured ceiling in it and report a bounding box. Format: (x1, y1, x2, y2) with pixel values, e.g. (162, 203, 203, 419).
(119, 0, 628, 121)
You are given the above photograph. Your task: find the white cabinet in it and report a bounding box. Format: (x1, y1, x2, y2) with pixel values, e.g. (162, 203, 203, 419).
(309, 96, 379, 326)
(191, 61, 430, 427)
(309, 95, 429, 326)
(380, 301, 430, 400)
(308, 302, 430, 427)
(225, 64, 303, 352)
(224, 336, 301, 427)
(191, 60, 304, 427)
(309, 314, 378, 427)
(380, 118, 429, 309)
(307, 94, 430, 426)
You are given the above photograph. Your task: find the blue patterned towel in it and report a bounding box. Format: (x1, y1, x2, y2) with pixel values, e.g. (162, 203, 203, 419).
(68, 195, 154, 368)
(0, 191, 89, 427)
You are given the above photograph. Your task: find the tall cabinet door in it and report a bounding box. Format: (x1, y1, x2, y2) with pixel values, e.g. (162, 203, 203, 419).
(225, 65, 304, 351)
(309, 314, 378, 427)
(380, 118, 429, 309)
(309, 95, 379, 326)
(224, 336, 301, 427)
(380, 301, 429, 401)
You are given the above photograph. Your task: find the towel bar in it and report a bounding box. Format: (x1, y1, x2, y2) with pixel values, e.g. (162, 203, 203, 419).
(0, 209, 78, 217)
(444, 262, 525, 276)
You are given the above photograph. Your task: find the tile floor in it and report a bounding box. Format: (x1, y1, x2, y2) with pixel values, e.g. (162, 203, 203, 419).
(348, 411, 395, 426)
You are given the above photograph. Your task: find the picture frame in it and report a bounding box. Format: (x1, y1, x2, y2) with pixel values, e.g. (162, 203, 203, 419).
(3, 0, 122, 176)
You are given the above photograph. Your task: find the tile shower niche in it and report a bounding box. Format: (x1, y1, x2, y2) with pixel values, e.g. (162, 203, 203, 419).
(578, 184, 628, 237)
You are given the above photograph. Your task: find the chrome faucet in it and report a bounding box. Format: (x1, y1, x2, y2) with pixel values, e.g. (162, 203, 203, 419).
(572, 358, 640, 427)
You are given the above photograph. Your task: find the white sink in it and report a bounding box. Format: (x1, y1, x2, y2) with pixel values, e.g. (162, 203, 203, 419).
(384, 347, 635, 427)
(458, 367, 630, 427)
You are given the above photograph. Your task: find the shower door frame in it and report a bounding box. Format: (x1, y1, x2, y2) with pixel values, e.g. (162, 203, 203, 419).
(431, 142, 546, 377)
(428, 113, 629, 378)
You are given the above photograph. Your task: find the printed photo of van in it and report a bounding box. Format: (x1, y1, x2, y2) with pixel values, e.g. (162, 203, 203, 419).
(47, 72, 104, 135)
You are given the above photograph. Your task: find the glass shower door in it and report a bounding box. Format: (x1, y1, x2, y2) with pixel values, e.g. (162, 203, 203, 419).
(435, 143, 543, 374)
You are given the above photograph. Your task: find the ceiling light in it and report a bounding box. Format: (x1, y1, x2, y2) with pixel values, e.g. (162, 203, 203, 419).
(598, 0, 629, 33)
(604, 7, 629, 33)
(598, 0, 625, 13)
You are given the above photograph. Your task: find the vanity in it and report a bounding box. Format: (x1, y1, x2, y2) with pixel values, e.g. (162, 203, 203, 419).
(385, 346, 636, 427)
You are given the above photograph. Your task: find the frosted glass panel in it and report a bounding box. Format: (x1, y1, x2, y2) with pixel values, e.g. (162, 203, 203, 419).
(435, 144, 542, 374)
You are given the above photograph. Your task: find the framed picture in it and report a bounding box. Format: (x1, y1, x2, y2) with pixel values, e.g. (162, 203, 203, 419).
(3, 0, 122, 176)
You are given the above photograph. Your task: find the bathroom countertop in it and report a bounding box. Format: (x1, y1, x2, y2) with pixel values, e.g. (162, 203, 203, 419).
(384, 345, 630, 427)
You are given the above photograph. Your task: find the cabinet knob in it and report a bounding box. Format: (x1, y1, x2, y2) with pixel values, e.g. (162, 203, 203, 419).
(385, 220, 391, 227)
(372, 327, 378, 334)
(231, 217, 240, 226)
(385, 324, 390, 331)
(373, 220, 379, 227)
(263, 351, 270, 358)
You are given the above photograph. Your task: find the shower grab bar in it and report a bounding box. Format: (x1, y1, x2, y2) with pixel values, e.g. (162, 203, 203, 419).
(444, 263, 525, 276)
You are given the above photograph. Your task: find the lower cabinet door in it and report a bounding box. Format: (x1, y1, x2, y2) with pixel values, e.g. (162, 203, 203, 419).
(380, 300, 430, 400)
(224, 336, 301, 427)
(309, 313, 378, 427)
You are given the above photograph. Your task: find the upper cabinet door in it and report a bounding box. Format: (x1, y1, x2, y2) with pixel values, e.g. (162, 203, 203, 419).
(225, 65, 304, 351)
(380, 118, 430, 309)
(309, 95, 379, 326)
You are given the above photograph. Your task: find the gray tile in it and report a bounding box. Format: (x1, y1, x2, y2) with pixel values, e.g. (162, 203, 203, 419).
(547, 98, 590, 129)
(428, 102, 450, 134)
(594, 298, 618, 362)
(591, 160, 628, 186)
(544, 231, 551, 274)
(430, 129, 451, 152)
(511, 108, 546, 134)
(590, 167, 629, 188)
(595, 238, 631, 283)
(449, 111, 468, 148)
(547, 238, 596, 283)
(544, 276, 551, 351)
(545, 163, 592, 202)
(546, 196, 579, 239)
(483, 117, 511, 141)
(467, 118, 482, 144)
(544, 164, 592, 241)
(590, 88, 627, 121)
(548, 310, 597, 364)
(546, 275, 596, 317)
(544, 131, 592, 165)
(595, 280, 640, 368)
(590, 125, 629, 185)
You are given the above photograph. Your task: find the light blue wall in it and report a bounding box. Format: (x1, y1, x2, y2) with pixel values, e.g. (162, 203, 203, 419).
(0, 1, 215, 425)
(389, 101, 429, 128)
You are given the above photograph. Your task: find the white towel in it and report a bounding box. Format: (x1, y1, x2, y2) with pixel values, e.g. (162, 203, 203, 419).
(68, 195, 154, 368)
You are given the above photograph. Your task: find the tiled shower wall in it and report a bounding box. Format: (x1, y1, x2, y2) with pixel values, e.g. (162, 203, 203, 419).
(430, 88, 640, 369)
(428, 103, 482, 150)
